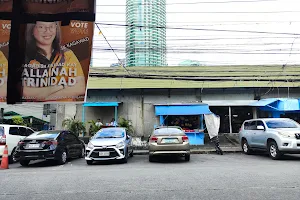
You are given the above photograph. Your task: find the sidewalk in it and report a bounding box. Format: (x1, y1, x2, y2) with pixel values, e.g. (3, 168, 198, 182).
(133, 146, 243, 155)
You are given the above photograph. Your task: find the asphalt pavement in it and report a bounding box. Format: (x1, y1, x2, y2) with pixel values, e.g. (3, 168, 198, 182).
(1, 153, 300, 200)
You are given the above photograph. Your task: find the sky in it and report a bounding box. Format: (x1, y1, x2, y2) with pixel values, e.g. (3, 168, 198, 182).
(92, 0, 300, 67)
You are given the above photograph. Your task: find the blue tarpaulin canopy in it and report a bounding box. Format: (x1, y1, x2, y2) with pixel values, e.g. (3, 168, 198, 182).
(250, 98, 300, 112)
(154, 103, 211, 116)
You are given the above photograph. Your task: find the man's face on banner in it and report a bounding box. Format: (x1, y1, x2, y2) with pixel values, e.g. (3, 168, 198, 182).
(33, 21, 57, 46)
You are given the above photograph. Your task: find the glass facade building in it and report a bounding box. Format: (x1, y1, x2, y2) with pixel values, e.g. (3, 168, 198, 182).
(126, 0, 166, 67)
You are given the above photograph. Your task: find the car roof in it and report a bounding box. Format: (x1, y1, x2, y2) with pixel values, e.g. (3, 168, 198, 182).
(0, 124, 28, 127)
(244, 118, 293, 123)
(155, 126, 182, 130)
(101, 127, 126, 130)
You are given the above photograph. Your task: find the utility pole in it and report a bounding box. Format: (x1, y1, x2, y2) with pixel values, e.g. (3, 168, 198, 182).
(0, 108, 4, 124)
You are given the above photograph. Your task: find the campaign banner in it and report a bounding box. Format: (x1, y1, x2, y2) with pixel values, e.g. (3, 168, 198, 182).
(0, 0, 12, 102)
(20, 0, 95, 102)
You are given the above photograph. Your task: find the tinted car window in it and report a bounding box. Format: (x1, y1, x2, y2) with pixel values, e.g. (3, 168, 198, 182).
(19, 127, 27, 136)
(248, 121, 257, 130)
(9, 127, 20, 135)
(95, 128, 125, 138)
(256, 121, 265, 129)
(26, 128, 34, 136)
(244, 122, 250, 130)
(154, 128, 184, 135)
(266, 120, 299, 129)
(26, 131, 60, 139)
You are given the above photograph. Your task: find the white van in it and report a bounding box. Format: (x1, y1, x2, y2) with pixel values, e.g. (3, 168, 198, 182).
(0, 124, 35, 163)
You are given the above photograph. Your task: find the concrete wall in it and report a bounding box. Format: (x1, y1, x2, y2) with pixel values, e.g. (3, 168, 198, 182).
(66, 87, 300, 136)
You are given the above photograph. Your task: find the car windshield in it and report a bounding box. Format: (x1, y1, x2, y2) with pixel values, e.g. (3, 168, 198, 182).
(154, 128, 183, 135)
(26, 131, 61, 139)
(95, 129, 125, 138)
(266, 120, 299, 129)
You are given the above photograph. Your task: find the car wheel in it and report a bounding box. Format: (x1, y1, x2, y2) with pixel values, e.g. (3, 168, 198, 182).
(242, 139, 252, 155)
(57, 150, 67, 165)
(268, 141, 282, 160)
(86, 160, 93, 165)
(185, 154, 190, 161)
(149, 155, 155, 162)
(79, 148, 85, 158)
(20, 160, 30, 167)
(9, 148, 19, 164)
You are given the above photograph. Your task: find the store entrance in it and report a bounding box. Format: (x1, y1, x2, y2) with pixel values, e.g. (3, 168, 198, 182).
(164, 115, 200, 131)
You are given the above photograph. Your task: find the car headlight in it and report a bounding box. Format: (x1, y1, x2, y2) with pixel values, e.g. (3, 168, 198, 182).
(277, 131, 292, 138)
(87, 142, 94, 149)
(116, 141, 125, 149)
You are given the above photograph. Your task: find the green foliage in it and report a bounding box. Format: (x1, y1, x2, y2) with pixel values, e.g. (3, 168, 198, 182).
(62, 117, 86, 136)
(118, 117, 134, 135)
(88, 120, 102, 136)
(11, 116, 26, 126)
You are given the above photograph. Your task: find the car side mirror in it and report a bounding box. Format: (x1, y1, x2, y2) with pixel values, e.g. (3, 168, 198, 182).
(257, 125, 265, 130)
(126, 135, 130, 140)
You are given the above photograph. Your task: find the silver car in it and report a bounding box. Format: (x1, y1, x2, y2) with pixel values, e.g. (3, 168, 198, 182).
(85, 127, 133, 164)
(239, 118, 300, 160)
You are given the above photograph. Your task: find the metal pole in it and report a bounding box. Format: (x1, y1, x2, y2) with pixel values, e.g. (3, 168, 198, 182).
(229, 106, 232, 134)
(114, 106, 118, 127)
(0, 108, 4, 124)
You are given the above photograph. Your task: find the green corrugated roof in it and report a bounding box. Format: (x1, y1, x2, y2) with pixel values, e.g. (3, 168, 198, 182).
(88, 65, 300, 89)
(3, 115, 48, 123)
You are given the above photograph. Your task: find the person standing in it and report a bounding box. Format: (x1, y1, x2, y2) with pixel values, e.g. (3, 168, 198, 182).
(95, 119, 103, 127)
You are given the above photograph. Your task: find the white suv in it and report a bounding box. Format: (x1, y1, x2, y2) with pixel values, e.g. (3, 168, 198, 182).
(239, 118, 300, 160)
(0, 124, 35, 163)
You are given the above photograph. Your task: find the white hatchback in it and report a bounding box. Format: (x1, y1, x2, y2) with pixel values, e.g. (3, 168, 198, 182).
(0, 124, 35, 163)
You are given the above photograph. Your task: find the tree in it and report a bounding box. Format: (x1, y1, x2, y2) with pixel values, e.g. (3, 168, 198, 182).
(62, 117, 86, 136)
(11, 116, 26, 126)
(118, 117, 134, 135)
(88, 120, 101, 136)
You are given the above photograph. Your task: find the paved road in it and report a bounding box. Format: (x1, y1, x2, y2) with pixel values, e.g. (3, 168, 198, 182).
(1, 153, 300, 200)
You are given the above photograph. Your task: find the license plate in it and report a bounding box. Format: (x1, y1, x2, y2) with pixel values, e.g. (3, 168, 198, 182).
(28, 144, 40, 148)
(99, 151, 110, 156)
(162, 139, 178, 143)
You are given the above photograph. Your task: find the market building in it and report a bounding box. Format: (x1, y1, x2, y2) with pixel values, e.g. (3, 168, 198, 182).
(58, 65, 300, 144)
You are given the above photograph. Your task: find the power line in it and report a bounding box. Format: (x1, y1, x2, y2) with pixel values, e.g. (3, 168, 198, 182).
(99, 11, 300, 14)
(96, 23, 300, 36)
(96, 0, 276, 6)
(94, 23, 131, 75)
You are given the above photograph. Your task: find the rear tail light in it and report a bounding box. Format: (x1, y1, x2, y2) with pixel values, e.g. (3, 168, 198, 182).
(43, 140, 58, 145)
(182, 136, 189, 142)
(149, 136, 158, 142)
(0, 134, 6, 145)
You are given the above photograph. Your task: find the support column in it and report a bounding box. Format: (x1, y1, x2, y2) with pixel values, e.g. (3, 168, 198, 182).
(160, 116, 164, 126)
(115, 106, 118, 126)
(200, 114, 204, 129)
(252, 107, 258, 119)
(82, 104, 85, 123)
(229, 106, 232, 134)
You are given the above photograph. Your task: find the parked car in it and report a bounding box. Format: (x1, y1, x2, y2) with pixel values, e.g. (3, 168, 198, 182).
(239, 118, 300, 160)
(85, 127, 133, 165)
(0, 124, 35, 164)
(16, 130, 85, 166)
(148, 126, 190, 162)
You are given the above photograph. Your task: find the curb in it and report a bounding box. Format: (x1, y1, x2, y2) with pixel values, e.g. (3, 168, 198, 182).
(133, 149, 243, 155)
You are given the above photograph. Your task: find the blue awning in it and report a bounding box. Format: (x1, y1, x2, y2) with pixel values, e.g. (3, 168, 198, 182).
(250, 98, 300, 112)
(155, 103, 211, 116)
(83, 102, 121, 107)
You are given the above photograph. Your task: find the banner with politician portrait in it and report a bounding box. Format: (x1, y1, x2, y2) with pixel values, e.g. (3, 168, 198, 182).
(21, 0, 95, 102)
(0, 0, 12, 102)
